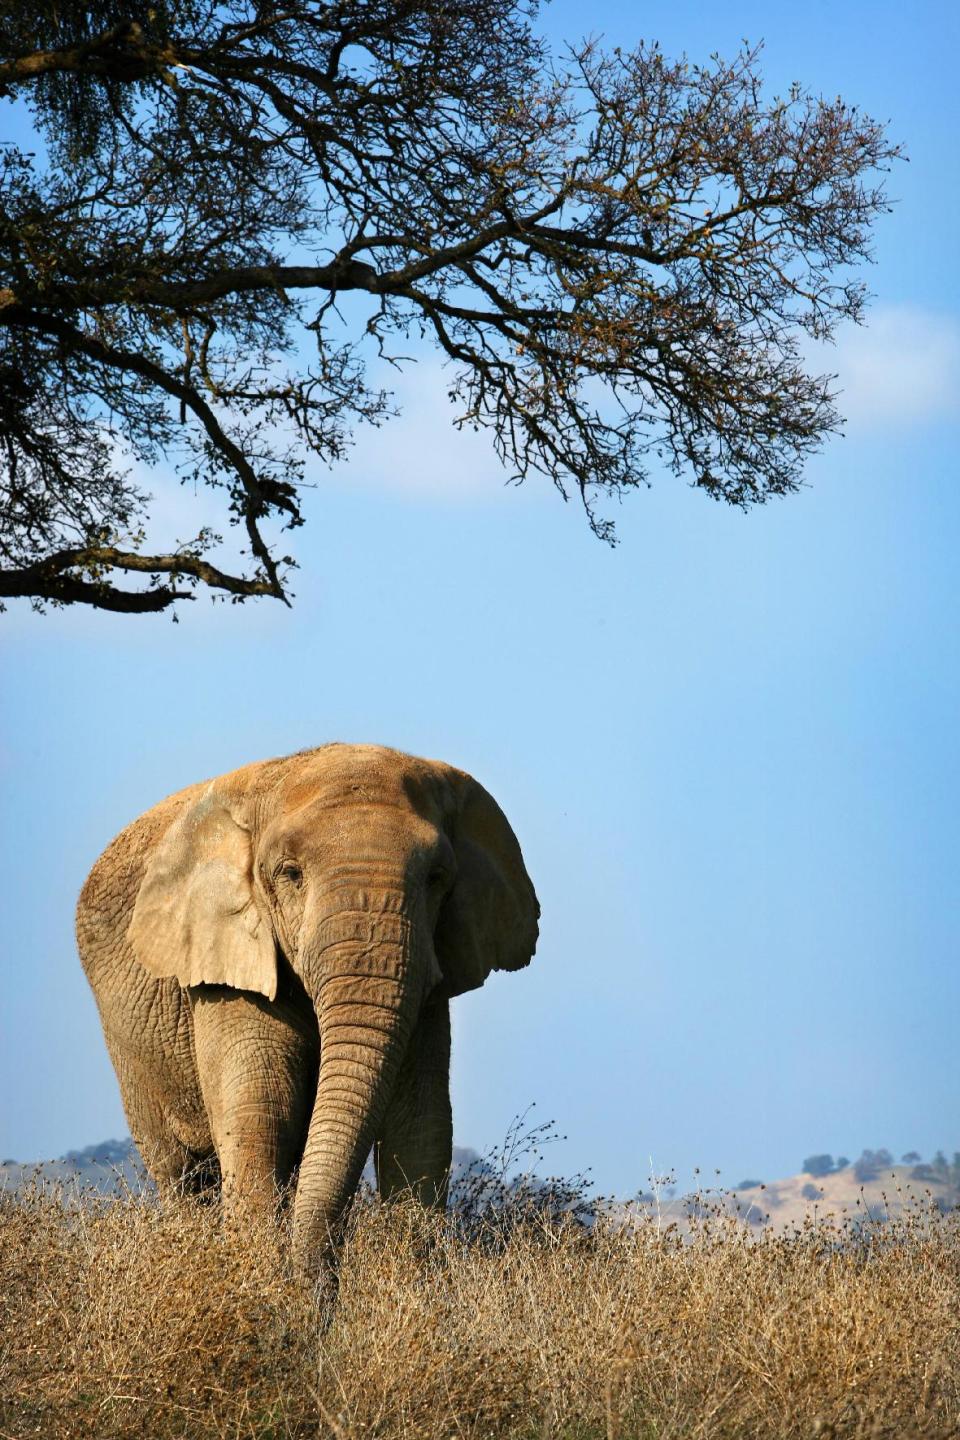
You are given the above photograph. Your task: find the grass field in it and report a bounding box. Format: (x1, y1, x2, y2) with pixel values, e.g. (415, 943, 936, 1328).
(2, 1181, 958, 1439)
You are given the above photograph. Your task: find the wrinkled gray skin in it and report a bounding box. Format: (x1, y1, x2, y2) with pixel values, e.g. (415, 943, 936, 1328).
(77, 744, 539, 1276)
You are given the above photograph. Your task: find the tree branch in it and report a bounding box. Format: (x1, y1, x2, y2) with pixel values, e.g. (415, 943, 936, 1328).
(0, 542, 281, 612)
(2, 305, 293, 598)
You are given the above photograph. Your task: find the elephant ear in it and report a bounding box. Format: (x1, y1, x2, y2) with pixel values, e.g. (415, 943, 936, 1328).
(435, 774, 539, 997)
(127, 783, 277, 1001)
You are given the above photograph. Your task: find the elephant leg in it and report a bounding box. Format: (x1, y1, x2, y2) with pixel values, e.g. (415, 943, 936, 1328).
(99, 977, 218, 1200)
(112, 1047, 219, 1200)
(375, 996, 452, 1206)
(191, 983, 318, 1216)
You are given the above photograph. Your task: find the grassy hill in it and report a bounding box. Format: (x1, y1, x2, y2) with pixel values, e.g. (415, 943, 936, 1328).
(0, 1137, 487, 1198)
(4, 1139, 958, 1231)
(0, 1139, 144, 1195)
(724, 1161, 959, 1232)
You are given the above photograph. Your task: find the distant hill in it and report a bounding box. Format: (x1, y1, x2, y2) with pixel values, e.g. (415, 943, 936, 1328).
(4, 1142, 958, 1229)
(719, 1162, 959, 1230)
(630, 1160, 960, 1234)
(0, 1140, 487, 1198)
(0, 1139, 146, 1195)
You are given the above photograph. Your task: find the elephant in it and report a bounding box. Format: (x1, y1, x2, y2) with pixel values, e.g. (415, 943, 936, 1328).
(76, 743, 539, 1277)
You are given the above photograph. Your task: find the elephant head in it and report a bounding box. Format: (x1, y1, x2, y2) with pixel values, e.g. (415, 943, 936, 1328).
(125, 744, 539, 1271)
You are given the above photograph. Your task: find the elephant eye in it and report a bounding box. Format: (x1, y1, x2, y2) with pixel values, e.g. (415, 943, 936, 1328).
(276, 861, 303, 888)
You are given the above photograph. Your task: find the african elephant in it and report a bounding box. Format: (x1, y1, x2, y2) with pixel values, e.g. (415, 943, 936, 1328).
(76, 743, 539, 1276)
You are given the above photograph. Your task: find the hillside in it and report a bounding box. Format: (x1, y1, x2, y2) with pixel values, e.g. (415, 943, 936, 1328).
(4, 1140, 957, 1232)
(0, 1139, 144, 1195)
(0, 1138, 487, 1198)
(719, 1161, 959, 1231)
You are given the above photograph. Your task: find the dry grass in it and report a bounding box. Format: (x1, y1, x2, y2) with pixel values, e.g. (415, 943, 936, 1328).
(2, 1179, 958, 1440)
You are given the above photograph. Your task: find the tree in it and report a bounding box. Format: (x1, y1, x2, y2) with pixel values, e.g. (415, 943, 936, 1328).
(0, 2, 900, 614)
(853, 1148, 893, 1183)
(801, 1153, 835, 1178)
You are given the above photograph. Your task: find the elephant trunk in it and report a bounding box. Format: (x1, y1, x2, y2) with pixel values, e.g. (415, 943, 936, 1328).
(292, 902, 424, 1275)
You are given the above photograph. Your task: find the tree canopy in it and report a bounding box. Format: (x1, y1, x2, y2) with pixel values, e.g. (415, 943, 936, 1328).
(0, 1, 900, 613)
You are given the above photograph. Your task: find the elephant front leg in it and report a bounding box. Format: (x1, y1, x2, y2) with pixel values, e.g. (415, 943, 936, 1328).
(375, 996, 452, 1206)
(191, 984, 318, 1215)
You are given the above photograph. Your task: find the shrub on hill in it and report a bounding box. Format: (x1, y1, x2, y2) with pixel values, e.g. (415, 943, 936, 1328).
(802, 1154, 836, 1177)
(853, 1149, 894, 1183)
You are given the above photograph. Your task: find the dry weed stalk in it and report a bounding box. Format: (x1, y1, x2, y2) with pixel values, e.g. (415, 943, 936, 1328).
(1, 1177, 957, 1439)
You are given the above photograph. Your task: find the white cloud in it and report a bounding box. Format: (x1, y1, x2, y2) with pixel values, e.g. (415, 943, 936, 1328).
(136, 461, 249, 570)
(341, 315, 960, 494)
(323, 357, 544, 504)
(0, 359, 543, 632)
(827, 304, 960, 428)
(0, 444, 291, 636)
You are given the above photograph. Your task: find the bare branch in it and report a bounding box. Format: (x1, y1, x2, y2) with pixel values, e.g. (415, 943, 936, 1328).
(0, 542, 280, 611)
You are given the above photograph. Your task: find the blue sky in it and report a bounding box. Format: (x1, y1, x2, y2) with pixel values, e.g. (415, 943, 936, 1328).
(2, 0, 958, 1194)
